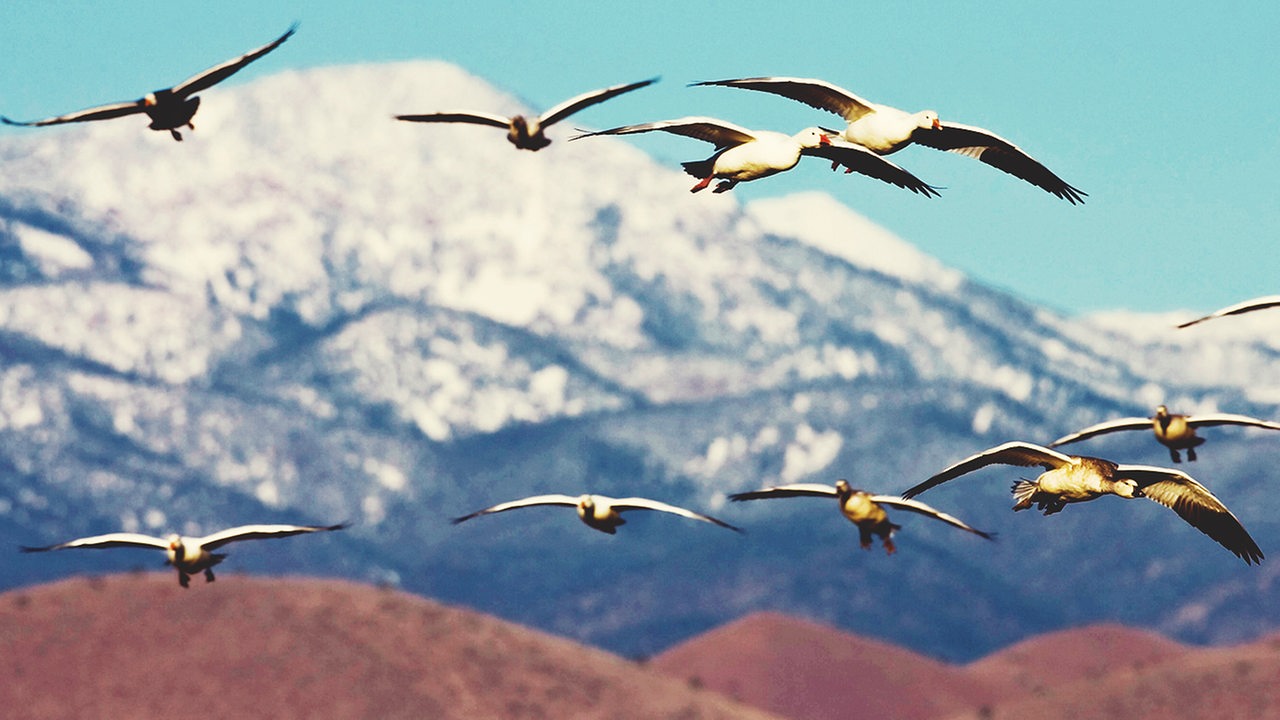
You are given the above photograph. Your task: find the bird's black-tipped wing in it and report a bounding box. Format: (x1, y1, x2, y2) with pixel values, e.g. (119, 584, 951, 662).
(575, 116, 757, 150)
(451, 494, 581, 525)
(806, 139, 940, 196)
(1185, 413, 1280, 432)
(1176, 296, 1280, 329)
(914, 121, 1086, 203)
(172, 24, 297, 98)
(1120, 465, 1263, 565)
(197, 522, 348, 551)
(869, 496, 995, 539)
(20, 532, 169, 553)
(609, 497, 741, 532)
(1048, 417, 1155, 447)
(692, 76, 876, 123)
(394, 110, 513, 128)
(729, 483, 839, 501)
(2, 101, 144, 127)
(903, 441, 1073, 499)
(539, 77, 658, 127)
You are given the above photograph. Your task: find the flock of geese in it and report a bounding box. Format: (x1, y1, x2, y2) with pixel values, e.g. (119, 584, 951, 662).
(8, 25, 1280, 586)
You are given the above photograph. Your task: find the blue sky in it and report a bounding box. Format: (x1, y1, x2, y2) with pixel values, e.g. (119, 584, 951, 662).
(2, 1, 1277, 317)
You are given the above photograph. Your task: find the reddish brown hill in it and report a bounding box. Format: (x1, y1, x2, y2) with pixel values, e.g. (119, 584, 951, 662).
(649, 611, 998, 720)
(964, 622, 1189, 701)
(940, 635, 1280, 720)
(0, 573, 784, 720)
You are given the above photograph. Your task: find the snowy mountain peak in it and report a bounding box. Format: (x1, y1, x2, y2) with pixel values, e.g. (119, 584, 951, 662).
(746, 192, 963, 291)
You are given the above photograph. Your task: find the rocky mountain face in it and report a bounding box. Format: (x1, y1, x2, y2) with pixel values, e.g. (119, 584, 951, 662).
(1, 61, 1278, 661)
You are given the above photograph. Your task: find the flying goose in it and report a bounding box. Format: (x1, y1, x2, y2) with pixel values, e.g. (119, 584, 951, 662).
(395, 77, 657, 151)
(1176, 295, 1280, 329)
(20, 522, 349, 587)
(730, 479, 992, 554)
(1050, 405, 1280, 462)
(902, 441, 1262, 564)
(691, 76, 1085, 203)
(576, 116, 938, 195)
(451, 493, 741, 534)
(1, 24, 297, 141)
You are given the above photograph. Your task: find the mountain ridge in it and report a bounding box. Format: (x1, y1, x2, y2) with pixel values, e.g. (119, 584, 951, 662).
(1, 60, 1278, 662)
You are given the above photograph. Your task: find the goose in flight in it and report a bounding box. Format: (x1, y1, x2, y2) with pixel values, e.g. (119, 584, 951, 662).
(1050, 405, 1280, 462)
(1176, 295, 1280, 329)
(20, 522, 349, 587)
(395, 77, 657, 151)
(2, 24, 297, 141)
(692, 76, 1085, 203)
(902, 441, 1262, 564)
(576, 116, 938, 195)
(730, 479, 992, 554)
(451, 493, 740, 534)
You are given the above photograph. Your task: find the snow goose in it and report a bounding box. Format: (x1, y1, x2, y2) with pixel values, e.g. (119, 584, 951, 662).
(692, 76, 1085, 203)
(1, 24, 296, 141)
(20, 522, 349, 587)
(395, 77, 657, 151)
(451, 493, 740, 534)
(1176, 295, 1280, 328)
(576, 116, 938, 195)
(730, 479, 992, 554)
(903, 441, 1262, 564)
(1050, 405, 1280, 463)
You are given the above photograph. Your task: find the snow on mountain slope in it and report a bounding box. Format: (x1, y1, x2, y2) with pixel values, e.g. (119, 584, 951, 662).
(1, 61, 1278, 661)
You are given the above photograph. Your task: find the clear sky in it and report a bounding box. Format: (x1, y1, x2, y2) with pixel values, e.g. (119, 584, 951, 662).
(2, 1, 1277, 317)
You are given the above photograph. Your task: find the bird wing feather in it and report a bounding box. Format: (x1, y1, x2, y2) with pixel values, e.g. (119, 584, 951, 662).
(805, 139, 940, 196)
(538, 77, 658, 127)
(394, 111, 513, 128)
(869, 496, 995, 539)
(451, 494, 581, 524)
(913, 121, 1086, 203)
(692, 76, 876, 122)
(1186, 413, 1280, 432)
(20, 532, 169, 553)
(198, 522, 348, 550)
(1176, 296, 1280, 328)
(728, 483, 839, 501)
(1048, 417, 1155, 446)
(1120, 465, 1263, 565)
(576, 116, 758, 150)
(171, 24, 298, 98)
(903, 441, 1072, 499)
(2, 101, 144, 127)
(609, 497, 741, 532)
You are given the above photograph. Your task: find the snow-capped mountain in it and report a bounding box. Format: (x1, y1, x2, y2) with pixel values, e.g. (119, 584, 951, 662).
(2, 61, 1278, 661)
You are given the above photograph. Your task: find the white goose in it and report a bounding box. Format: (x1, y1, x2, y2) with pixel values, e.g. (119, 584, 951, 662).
(1050, 405, 1280, 463)
(692, 76, 1085, 203)
(903, 441, 1262, 564)
(575, 116, 938, 195)
(1, 24, 296, 141)
(20, 522, 349, 587)
(451, 493, 740, 534)
(395, 77, 657, 151)
(1176, 295, 1280, 329)
(730, 479, 992, 554)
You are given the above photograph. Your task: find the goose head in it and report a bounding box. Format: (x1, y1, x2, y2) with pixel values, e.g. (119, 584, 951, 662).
(833, 479, 854, 498)
(142, 93, 159, 108)
(166, 534, 185, 560)
(916, 110, 941, 130)
(1113, 479, 1140, 499)
(794, 126, 830, 149)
